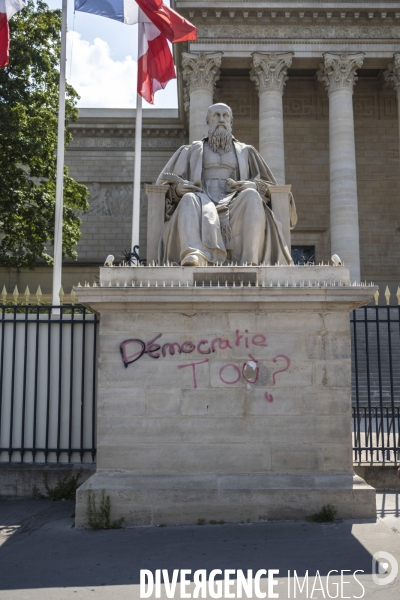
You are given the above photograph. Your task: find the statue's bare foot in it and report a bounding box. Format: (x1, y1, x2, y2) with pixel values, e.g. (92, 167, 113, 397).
(181, 253, 208, 267)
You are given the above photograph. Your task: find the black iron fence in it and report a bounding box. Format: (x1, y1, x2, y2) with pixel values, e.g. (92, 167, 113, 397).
(0, 303, 399, 465)
(351, 305, 400, 464)
(0, 305, 98, 463)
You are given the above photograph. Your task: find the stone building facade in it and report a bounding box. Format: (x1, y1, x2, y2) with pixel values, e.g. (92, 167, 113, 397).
(1, 1, 399, 295)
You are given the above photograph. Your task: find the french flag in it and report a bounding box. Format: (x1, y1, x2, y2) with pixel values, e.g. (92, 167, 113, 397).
(75, 0, 196, 104)
(0, 0, 26, 68)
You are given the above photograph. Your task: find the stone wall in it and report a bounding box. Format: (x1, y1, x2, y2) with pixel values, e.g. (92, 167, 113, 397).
(216, 73, 399, 280)
(356, 117, 400, 287)
(60, 108, 186, 270)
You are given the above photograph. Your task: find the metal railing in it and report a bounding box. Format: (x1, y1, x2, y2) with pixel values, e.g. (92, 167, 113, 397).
(351, 305, 400, 464)
(0, 305, 98, 463)
(0, 298, 399, 466)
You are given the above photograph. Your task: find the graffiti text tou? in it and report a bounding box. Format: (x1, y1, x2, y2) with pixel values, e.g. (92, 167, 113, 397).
(176, 353, 290, 392)
(272, 354, 291, 384)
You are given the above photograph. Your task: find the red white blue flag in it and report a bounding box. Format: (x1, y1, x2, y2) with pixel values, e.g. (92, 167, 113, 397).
(75, 0, 196, 103)
(0, 0, 26, 68)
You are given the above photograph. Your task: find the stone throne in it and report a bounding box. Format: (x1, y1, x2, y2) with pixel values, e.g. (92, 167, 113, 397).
(145, 184, 293, 264)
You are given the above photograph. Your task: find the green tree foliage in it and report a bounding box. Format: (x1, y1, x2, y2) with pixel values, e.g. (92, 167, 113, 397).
(0, 0, 88, 268)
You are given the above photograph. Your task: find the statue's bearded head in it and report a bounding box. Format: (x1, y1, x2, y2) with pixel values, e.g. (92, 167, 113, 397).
(206, 103, 233, 153)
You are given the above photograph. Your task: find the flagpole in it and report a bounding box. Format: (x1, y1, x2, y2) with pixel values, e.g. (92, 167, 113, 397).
(52, 0, 68, 309)
(131, 18, 143, 259)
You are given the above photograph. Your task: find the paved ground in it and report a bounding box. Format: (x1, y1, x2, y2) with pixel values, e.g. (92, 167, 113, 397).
(0, 493, 399, 599)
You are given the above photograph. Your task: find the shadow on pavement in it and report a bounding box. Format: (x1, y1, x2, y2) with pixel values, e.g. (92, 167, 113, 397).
(0, 499, 376, 590)
(377, 492, 400, 518)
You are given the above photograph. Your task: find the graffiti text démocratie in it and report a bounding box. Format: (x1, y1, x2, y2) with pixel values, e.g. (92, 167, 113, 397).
(119, 332, 291, 398)
(120, 331, 267, 367)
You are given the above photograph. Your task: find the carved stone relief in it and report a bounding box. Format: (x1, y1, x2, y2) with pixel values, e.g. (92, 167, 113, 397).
(215, 75, 397, 120)
(283, 95, 316, 118)
(196, 23, 400, 40)
(384, 53, 400, 96)
(69, 137, 185, 150)
(379, 95, 398, 118)
(353, 95, 378, 118)
(86, 183, 148, 217)
(251, 52, 293, 94)
(215, 77, 258, 120)
(317, 53, 364, 93)
(181, 51, 222, 93)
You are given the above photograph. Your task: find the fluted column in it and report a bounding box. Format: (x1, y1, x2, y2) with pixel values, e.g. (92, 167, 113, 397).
(250, 52, 293, 185)
(182, 52, 222, 143)
(317, 52, 364, 282)
(384, 53, 400, 162)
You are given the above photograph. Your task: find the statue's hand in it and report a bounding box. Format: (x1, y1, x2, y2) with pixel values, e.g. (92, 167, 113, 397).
(175, 182, 203, 197)
(226, 179, 257, 193)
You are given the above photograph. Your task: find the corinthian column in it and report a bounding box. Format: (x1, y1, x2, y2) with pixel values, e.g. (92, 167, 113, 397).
(384, 53, 400, 161)
(250, 52, 293, 185)
(181, 52, 222, 143)
(317, 52, 364, 282)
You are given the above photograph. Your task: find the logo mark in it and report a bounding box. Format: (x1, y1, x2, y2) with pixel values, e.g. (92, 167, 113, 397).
(372, 551, 398, 586)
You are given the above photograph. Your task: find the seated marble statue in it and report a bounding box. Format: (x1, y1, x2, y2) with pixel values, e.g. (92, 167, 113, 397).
(156, 103, 297, 266)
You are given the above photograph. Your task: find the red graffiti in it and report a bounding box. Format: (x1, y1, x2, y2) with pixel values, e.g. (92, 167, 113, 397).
(181, 341, 196, 353)
(235, 329, 249, 348)
(120, 339, 146, 366)
(211, 337, 233, 352)
(242, 356, 259, 384)
(120, 332, 251, 367)
(176, 352, 291, 389)
(272, 354, 291, 385)
(120, 334, 162, 366)
(219, 363, 241, 385)
(146, 334, 162, 359)
(177, 359, 209, 389)
(252, 334, 268, 347)
(162, 342, 181, 357)
(264, 392, 274, 403)
(197, 340, 211, 354)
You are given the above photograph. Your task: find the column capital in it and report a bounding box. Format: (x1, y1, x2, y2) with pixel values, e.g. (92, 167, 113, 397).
(384, 53, 400, 97)
(181, 52, 222, 94)
(317, 52, 364, 94)
(250, 52, 294, 94)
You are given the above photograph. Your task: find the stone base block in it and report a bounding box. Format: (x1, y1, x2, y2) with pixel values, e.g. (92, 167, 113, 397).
(0, 463, 95, 498)
(75, 472, 376, 527)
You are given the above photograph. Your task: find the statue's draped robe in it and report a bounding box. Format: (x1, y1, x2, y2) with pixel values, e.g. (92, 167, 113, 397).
(156, 139, 297, 265)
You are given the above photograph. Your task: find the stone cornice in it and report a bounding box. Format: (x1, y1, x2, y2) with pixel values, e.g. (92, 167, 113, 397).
(178, 8, 400, 22)
(250, 52, 293, 93)
(317, 52, 365, 93)
(384, 53, 400, 95)
(176, 1, 400, 4)
(69, 126, 185, 135)
(66, 127, 187, 152)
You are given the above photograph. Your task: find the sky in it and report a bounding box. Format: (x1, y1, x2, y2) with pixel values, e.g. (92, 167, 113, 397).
(46, 0, 178, 109)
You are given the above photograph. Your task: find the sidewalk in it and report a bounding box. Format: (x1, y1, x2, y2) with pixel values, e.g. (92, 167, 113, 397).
(0, 493, 399, 599)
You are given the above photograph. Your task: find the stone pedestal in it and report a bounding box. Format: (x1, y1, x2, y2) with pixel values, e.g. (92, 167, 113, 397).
(75, 266, 376, 527)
